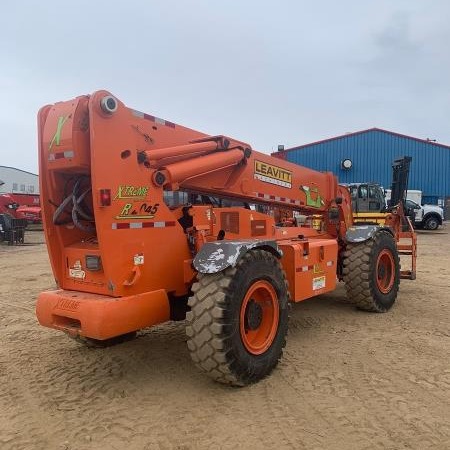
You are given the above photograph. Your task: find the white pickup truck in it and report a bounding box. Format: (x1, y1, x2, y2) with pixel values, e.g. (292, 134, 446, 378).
(386, 189, 444, 230)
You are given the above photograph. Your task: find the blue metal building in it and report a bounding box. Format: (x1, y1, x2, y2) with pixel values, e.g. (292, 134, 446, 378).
(272, 128, 450, 205)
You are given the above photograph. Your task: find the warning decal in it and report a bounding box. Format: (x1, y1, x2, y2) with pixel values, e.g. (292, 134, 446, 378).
(312, 276, 326, 291)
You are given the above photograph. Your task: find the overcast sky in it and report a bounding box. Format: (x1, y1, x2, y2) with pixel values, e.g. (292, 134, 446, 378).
(1, 1, 450, 173)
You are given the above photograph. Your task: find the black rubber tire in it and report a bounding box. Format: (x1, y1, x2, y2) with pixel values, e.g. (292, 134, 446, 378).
(342, 231, 400, 312)
(424, 215, 439, 231)
(72, 331, 137, 348)
(186, 249, 290, 386)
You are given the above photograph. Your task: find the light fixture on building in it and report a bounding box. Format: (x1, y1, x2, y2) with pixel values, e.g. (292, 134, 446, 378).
(341, 158, 353, 170)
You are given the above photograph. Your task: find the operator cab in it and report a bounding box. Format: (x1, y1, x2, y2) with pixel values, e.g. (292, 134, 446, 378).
(348, 183, 386, 213)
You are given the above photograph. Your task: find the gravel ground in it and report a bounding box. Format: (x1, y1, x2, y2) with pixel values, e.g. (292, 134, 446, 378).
(0, 226, 449, 450)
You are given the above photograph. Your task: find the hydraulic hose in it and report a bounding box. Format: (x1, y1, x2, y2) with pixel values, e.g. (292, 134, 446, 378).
(53, 177, 95, 232)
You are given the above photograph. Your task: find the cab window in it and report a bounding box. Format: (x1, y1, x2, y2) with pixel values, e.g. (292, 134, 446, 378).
(358, 186, 368, 198)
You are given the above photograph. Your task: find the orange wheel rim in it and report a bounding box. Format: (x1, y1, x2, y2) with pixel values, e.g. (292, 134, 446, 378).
(376, 249, 395, 294)
(240, 280, 279, 355)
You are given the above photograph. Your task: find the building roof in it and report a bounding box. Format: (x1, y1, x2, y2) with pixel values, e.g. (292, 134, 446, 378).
(272, 127, 450, 156)
(0, 165, 38, 177)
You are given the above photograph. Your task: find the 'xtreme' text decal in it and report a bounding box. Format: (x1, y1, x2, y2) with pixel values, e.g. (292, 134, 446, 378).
(114, 185, 149, 200)
(113, 185, 158, 219)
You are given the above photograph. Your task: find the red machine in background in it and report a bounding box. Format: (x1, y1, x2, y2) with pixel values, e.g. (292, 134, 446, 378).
(36, 91, 416, 386)
(0, 193, 41, 223)
(10, 193, 40, 207)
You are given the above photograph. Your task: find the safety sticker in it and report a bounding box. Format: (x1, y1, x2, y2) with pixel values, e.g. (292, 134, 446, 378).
(313, 263, 323, 274)
(134, 254, 144, 265)
(69, 260, 86, 280)
(312, 276, 326, 291)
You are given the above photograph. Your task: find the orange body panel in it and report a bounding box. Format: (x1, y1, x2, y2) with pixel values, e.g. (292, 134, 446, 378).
(279, 239, 338, 302)
(37, 90, 354, 340)
(36, 289, 170, 340)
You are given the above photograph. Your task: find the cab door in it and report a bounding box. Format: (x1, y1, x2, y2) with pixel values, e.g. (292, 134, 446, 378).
(368, 185, 383, 211)
(356, 185, 369, 212)
(354, 184, 383, 213)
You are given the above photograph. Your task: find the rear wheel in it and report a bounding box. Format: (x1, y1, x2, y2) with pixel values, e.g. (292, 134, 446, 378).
(186, 249, 289, 386)
(343, 231, 400, 312)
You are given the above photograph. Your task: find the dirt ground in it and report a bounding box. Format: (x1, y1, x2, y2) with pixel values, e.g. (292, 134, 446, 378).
(1, 227, 449, 450)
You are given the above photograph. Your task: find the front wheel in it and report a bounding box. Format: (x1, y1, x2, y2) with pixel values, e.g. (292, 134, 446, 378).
(343, 231, 400, 312)
(186, 249, 290, 386)
(424, 215, 440, 230)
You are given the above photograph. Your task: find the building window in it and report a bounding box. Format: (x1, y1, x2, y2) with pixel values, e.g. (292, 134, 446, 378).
(20, 184, 25, 192)
(12, 183, 18, 191)
(29, 185, 35, 193)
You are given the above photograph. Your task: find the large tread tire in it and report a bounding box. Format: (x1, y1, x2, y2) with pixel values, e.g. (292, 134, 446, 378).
(186, 249, 289, 386)
(343, 231, 400, 312)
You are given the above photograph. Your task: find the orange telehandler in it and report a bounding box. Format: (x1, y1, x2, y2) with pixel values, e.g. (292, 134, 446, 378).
(36, 91, 416, 385)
